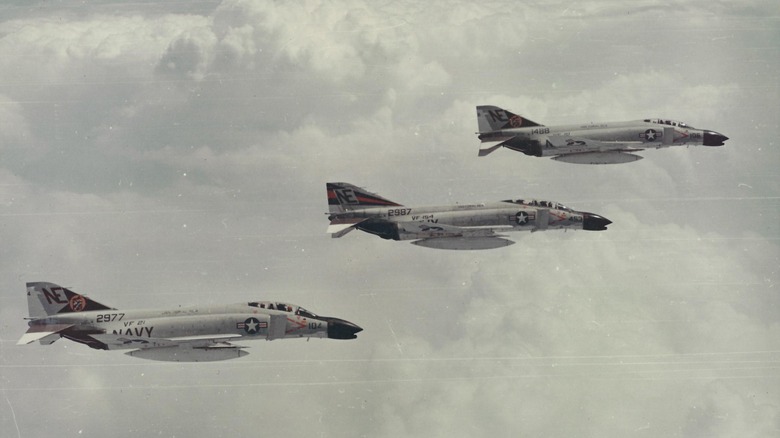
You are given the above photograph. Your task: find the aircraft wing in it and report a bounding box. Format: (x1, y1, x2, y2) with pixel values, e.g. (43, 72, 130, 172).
(413, 222, 511, 237)
(89, 333, 248, 362)
(403, 222, 515, 250)
(480, 134, 642, 157)
(89, 332, 242, 350)
(539, 136, 646, 164)
(543, 135, 643, 151)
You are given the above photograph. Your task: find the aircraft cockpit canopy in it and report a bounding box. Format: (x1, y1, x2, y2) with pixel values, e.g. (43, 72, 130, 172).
(502, 199, 571, 211)
(644, 118, 692, 129)
(248, 301, 319, 318)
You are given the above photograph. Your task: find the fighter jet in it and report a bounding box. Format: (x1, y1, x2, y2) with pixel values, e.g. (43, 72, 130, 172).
(326, 182, 611, 250)
(18, 282, 362, 362)
(476, 105, 728, 164)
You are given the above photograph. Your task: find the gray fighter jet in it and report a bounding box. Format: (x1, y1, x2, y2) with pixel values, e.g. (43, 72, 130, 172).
(326, 182, 611, 250)
(18, 282, 362, 362)
(476, 105, 728, 164)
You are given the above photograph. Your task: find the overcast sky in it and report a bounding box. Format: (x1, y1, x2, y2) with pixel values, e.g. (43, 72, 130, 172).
(0, 1, 778, 436)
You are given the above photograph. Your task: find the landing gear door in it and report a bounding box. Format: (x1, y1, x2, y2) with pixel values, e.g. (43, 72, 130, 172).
(268, 314, 287, 340)
(536, 209, 549, 230)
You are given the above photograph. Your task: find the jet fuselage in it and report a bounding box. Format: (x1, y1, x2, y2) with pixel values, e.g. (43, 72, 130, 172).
(476, 106, 728, 164)
(20, 282, 362, 361)
(325, 182, 611, 249)
(482, 120, 726, 158)
(334, 201, 609, 241)
(28, 304, 349, 349)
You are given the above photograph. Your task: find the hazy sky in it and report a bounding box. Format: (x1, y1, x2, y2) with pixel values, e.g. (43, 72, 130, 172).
(1, 1, 778, 437)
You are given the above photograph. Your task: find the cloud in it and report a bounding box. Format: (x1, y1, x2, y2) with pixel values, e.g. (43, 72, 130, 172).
(156, 24, 218, 79)
(0, 95, 31, 149)
(685, 380, 780, 437)
(0, 1, 778, 437)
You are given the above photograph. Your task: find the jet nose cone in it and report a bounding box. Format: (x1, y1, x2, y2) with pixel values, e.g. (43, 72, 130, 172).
(324, 317, 363, 340)
(582, 213, 612, 231)
(703, 131, 728, 146)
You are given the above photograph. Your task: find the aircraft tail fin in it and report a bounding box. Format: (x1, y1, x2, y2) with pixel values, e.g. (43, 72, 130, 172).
(326, 182, 402, 213)
(25, 282, 115, 318)
(476, 105, 542, 133)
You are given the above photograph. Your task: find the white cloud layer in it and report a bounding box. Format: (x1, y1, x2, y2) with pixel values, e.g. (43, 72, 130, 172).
(0, 1, 778, 437)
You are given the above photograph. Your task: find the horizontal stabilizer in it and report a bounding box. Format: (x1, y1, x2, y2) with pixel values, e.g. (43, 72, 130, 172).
(17, 324, 73, 345)
(327, 217, 367, 237)
(411, 237, 515, 250)
(478, 142, 503, 157)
